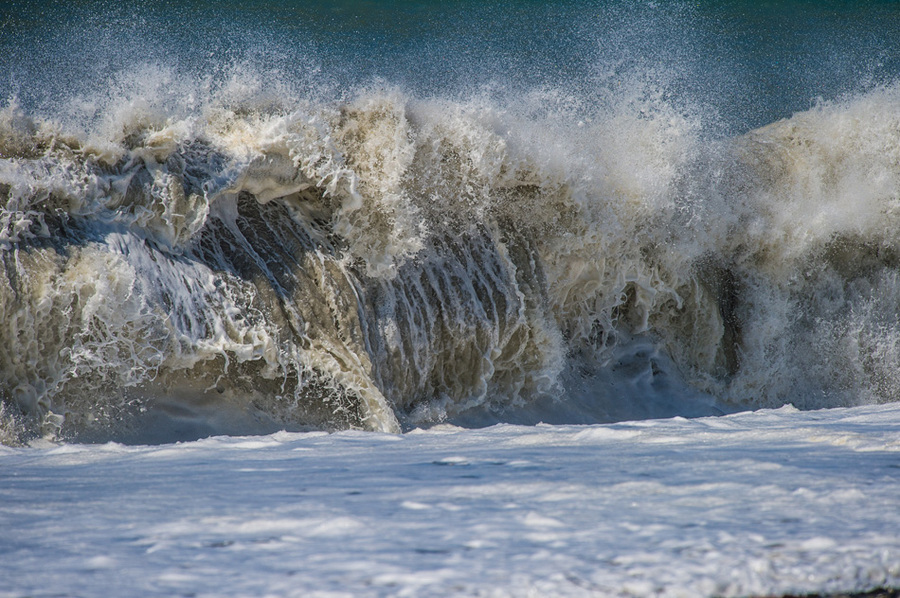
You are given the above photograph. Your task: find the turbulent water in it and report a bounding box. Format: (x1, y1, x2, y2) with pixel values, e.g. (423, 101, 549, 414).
(2, 0, 900, 444)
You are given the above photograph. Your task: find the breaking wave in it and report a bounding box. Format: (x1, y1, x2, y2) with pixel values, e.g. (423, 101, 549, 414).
(2, 65, 900, 444)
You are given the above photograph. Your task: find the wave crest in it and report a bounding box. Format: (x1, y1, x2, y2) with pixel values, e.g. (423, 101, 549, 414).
(2, 82, 900, 443)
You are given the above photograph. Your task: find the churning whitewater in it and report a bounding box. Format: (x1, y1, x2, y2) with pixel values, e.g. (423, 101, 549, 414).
(2, 73, 900, 443)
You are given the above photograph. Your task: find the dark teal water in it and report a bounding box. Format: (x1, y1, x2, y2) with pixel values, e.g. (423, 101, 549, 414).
(3, 0, 900, 134)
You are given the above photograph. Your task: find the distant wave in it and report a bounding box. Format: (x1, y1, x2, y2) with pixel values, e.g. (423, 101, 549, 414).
(2, 73, 900, 443)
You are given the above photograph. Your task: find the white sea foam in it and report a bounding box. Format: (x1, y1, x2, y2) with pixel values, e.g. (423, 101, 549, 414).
(1, 403, 898, 597)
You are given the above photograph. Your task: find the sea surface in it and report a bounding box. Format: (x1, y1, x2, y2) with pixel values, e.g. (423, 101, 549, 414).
(2, 403, 899, 597)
